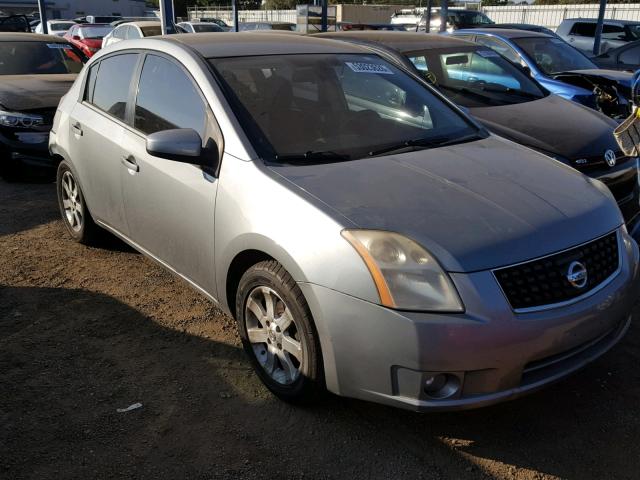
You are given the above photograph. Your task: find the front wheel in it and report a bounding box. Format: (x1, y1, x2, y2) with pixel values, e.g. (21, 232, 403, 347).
(236, 260, 324, 403)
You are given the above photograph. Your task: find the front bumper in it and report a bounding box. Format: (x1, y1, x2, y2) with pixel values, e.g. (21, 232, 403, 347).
(0, 129, 56, 170)
(299, 230, 640, 412)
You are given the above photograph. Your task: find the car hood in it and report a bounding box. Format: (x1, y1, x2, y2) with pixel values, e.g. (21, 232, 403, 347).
(469, 94, 618, 160)
(0, 74, 76, 111)
(271, 136, 621, 273)
(560, 68, 633, 87)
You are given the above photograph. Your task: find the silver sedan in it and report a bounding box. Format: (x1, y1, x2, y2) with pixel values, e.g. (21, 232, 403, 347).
(50, 33, 640, 411)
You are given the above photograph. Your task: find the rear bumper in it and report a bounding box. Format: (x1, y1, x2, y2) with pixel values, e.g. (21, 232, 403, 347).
(300, 228, 640, 412)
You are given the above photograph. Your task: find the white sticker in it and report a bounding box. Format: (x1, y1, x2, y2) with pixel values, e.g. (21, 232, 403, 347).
(345, 62, 393, 75)
(47, 43, 72, 49)
(477, 49, 499, 58)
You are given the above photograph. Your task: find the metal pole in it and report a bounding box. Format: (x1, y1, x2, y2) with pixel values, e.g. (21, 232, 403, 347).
(439, 0, 448, 33)
(321, 0, 328, 32)
(424, 0, 432, 33)
(159, 0, 177, 34)
(37, 0, 48, 34)
(593, 0, 607, 56)
(232, 0, 239, 32)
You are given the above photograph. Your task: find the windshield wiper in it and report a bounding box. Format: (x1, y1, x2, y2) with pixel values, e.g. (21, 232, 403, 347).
(274, 150, 351, 164)
(367, 132, 483, 158)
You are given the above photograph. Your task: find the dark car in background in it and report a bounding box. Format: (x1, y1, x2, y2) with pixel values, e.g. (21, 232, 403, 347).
(452, 29, 634, 119)
(337, 22, 408, 31)
(0, 15, 31, 32)
(64, 23, 112, 58)
(319, 31, 640, 234)
(0, 33, 85, 180)
(594, 40, 640, 71)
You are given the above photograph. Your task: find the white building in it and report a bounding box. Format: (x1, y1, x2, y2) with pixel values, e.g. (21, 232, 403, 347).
(0, 0, 148, 19)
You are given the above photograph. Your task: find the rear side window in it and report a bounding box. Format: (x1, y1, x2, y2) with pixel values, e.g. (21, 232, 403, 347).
(619, 44, 640, 65)
(134, 54, 206, 136)
(602, 24, 625, 40)
(84, 62, 99, 102)
(570, 22, 596, 37)
(90, 53, 139, 121)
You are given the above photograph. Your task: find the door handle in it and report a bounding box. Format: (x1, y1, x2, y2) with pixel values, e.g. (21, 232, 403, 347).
(71, 122, 83, 136)
(121, 155, 139, 172)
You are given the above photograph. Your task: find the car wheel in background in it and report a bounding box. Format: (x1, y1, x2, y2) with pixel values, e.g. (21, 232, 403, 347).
(236, 260, 324, 403)
(56, 160, 100, 244)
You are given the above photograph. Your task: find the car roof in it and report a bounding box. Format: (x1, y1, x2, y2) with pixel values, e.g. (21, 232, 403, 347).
(116, 21, 160, 28)
(455, 28, 552, 39)
(317, 31, 477, 51)
(165, 32, 370, 58)
(0, 32, 68, 42)
(564, 18, 640, 25)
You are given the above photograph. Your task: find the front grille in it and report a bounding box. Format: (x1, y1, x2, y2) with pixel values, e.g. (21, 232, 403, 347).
(494, 231, 620, 311)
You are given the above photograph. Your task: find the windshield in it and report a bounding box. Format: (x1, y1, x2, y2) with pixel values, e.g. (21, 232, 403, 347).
(407, 47, 545, 107)
(193, 23, 222, 32)
(50, 22, 75, 31)
(79, 25, 112, 39)
(0, 41, 85, 74)
(212, 53, 480, 161)
(140, 25, 162, 36)
(514, 37, 597, 74)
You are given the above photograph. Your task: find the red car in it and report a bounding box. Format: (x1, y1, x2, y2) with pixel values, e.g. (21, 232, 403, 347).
(63, 23, 113, 57)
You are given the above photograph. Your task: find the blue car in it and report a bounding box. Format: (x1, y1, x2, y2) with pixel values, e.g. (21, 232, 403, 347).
(451, 28, 634, 119)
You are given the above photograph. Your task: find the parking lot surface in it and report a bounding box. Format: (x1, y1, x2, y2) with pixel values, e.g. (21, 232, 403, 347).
(2, 178, 640, 480)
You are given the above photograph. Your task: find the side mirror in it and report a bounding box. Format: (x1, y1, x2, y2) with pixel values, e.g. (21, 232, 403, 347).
(146, 128, 207, 165)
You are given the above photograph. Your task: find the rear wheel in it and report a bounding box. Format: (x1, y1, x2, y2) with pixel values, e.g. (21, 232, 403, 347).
(236, 260, 324, 403)
(56, 161, 100, 245)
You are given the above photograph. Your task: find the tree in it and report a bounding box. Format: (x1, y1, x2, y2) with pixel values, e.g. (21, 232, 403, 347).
(263, 0, 297, 9)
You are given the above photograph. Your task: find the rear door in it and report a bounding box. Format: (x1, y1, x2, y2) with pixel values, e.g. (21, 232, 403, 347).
(617, 43, 640, 70)
(67, 52, 140, 235)
(120, 53, 221, 296)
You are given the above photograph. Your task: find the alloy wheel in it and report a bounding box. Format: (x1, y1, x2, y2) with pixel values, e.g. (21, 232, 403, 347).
(244, 286, 304, 385)
(61, 171, 83, 232)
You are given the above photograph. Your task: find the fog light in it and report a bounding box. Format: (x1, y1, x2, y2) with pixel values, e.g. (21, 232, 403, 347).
(424, 373, 461, 399)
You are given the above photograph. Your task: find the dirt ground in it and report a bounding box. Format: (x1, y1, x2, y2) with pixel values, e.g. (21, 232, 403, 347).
(1, 177, 640, 480)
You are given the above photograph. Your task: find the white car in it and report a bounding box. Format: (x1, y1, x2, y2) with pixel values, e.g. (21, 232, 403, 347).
(101, 21, 162, 49)
(177, 21, 225, 33)
(34, 20, 76, 37)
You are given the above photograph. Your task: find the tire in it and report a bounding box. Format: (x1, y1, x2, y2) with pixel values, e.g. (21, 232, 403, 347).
(56, 161, 100, 245)
(236, 260, 324, 403)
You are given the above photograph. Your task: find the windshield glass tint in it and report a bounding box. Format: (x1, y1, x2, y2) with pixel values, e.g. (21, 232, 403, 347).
(451, 11, 493, 26)
(51, 22, 75, 30)
(408, 48, 545, 107)
(79, 25, 112, 39)
(140, 25, 162, 36)
(515, 37, 596, 74)
(212, 53, 477, 160)
(0, 41, 84, 74)
(193, 23, 222, 32)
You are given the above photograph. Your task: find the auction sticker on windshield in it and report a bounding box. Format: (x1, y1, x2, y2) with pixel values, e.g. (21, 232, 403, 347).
(345, 62, 393, 74)
(47, 44, 72, 49)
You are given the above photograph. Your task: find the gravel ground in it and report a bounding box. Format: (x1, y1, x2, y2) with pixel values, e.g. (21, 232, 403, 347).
(2, 177, 640, 480)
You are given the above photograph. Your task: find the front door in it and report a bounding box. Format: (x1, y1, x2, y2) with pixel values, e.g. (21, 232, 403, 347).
(120, 53, 221, 297)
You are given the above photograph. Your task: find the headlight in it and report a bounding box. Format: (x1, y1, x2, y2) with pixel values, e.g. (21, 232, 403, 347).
(0, 110, 44, 128)
(342, 230, 464, 312)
